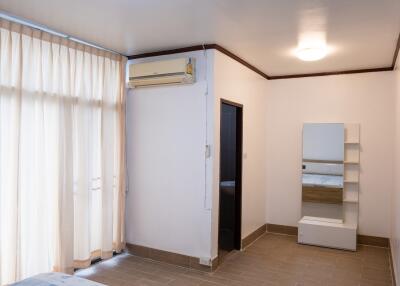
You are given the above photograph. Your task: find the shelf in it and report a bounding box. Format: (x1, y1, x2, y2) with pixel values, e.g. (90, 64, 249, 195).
(343, 199, 358, 203)
(344, 180, 359, 184)
(344, 161, 359, 165)
(345, 141, 359, 145)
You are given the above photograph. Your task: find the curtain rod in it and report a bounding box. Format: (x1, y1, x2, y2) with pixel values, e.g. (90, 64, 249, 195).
(0, 10, 124, 56)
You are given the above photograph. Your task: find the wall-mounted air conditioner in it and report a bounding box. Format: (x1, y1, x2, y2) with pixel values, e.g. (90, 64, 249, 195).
(128, 58, 195, 88)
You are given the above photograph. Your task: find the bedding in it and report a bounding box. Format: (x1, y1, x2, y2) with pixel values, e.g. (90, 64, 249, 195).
(302, 174, 343, 188)
(10, 273, 105, 286)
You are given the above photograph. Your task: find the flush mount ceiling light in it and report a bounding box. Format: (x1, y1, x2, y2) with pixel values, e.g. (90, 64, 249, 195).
(296, 46, 327, 61)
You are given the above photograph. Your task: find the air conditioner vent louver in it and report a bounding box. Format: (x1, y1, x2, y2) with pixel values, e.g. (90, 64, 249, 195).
(128, 58, 195, 88)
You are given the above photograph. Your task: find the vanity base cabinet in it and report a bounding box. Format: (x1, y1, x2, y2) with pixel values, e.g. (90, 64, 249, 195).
(298, 217, 357, 251)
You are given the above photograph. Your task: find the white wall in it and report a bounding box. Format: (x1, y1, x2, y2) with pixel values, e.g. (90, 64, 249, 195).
(265, 72, 395, 237)
(210, 50, 268, 258)
(125, 50, 214, 259)
(125, 49, 269, 261)
(391, 57, 400, 284)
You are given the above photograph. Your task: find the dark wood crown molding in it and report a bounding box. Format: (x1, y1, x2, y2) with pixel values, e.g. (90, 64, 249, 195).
(392, 31, 400, 69)
(128, 31, 400, 80)
(268, 67, 393, 80)
(128, 44, 270, 80)
(213, 45, 270, 79)
(128, 44, 216, 60)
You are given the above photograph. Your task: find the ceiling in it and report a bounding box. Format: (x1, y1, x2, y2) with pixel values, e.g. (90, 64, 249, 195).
(0, 0, 399, 76)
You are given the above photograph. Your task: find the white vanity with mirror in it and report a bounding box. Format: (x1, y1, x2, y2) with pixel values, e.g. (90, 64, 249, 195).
(298, 123, 360, 251)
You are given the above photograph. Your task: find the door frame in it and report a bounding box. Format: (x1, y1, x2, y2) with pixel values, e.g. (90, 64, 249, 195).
(218, 98, 243, 251)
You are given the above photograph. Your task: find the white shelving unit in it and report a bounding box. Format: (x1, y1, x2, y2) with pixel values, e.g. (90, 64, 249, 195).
(343, 123, 360, 236)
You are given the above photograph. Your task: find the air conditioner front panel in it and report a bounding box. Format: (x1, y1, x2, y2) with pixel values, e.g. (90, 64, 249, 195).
(129, 71, 186, 81)
(130, 58, 188, 78)
(128, 57, 195, 88)
(129, 74, 193, 88)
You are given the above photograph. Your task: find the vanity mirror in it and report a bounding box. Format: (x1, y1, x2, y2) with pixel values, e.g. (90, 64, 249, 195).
(302, 123, 344, 220)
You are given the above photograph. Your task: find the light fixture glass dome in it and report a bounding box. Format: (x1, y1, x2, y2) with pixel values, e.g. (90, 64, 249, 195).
(296, 46, 327, 61)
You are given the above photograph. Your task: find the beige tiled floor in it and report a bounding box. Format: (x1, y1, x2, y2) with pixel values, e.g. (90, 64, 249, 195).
(76, 233, 393, 286)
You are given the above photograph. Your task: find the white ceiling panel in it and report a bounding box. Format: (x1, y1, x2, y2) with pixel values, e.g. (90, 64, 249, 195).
(0, 0, 399, 76)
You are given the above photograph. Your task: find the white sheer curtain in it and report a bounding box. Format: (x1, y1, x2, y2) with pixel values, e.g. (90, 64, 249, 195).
(0, 19, 126, 285)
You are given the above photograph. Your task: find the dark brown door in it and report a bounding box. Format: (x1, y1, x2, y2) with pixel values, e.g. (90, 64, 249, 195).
(219, 99, 243, 252)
